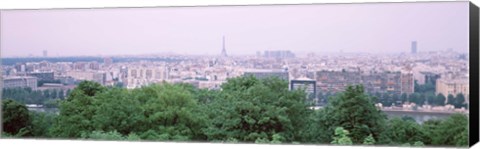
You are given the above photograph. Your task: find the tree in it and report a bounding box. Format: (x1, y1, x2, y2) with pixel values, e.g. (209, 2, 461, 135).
(381, 93, 394, 107)
(318, 85, 388, 144)
(363, 134, 376, 145)
(331, 127, 353, 145)
(32, 90, 44, 105)
(414, 81, 435, 93)
(1, 87, 57, 105)
(324, 92, 333, 104)
(203, 76, 312, 143)
(30, 112, 56, 137)
(191, 88, 221, 105)
(434, 94, 446, 106)
(420, 119, 442, 145)
(456, 93, 466, 107)
(303, 109, 331, 144)
(385, 118, 425, 145)
(447, 93, 466, 109)
(43, 99, 59, 108)
(447, 94, 455, 105)
(74, 81, 106, 97)
(43, 90, 51, 99)
(409, 93, 425, 105)
(91, 87, 143, 135)
(51, 81, 105, 138)
(136, 83, 207, 141)
(58, 90, 65, 100)
(392, 93, 401, 106)
(2, 99, 31, 136)
(66, 89, 72, 97)
(430, 114, 468, 146)
(455, 126, 468, 146)
(400, 93, 408, 104)
(413, 141, 425, 147)
(424, 92, 436, 106)
(51, 89, 58, 99)
(317, 91, 324, 105)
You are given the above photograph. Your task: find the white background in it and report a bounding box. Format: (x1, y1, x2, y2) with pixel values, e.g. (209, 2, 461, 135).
(0, 0, 478, 149)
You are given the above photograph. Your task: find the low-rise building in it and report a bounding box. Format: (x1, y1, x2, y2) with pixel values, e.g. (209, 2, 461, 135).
(2, 76, 38, 90)
(66, 71, 106, 85)
(290, 77, 317, 102)
(243, 69, 289, 81)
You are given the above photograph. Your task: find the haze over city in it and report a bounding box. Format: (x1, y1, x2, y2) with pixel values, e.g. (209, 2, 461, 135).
(1, 2, 468, 57)
(0, 2, 472, 147)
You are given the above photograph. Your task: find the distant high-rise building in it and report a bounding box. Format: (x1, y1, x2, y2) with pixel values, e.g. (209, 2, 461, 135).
(411, 41, 417, 54)
(221, 36, 228, 57)
(43, 50, 48, 57)
(263, 50, 295, 59)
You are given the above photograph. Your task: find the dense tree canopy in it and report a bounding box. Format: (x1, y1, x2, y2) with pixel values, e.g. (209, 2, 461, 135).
(2, 99, 32, 136)
(384, 117, 425, 145)
(2, 79, 469, 147)
(135, 83, 206, 141)
(2, 87, 67, 107)
(429, 114, 468, 146)
(51, 81, 106, 138)
(447, 93, 467, 109)
(317, 85, 388, 144)
(203, 76, 312, 143)
(91, 87, 143, 136)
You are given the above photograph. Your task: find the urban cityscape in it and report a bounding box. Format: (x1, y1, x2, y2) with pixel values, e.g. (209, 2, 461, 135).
(2, 38, 470, 115)
(1, 2, 470, 147)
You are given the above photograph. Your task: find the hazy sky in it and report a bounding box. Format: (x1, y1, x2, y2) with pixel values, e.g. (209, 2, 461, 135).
(0, 1, 469, 57)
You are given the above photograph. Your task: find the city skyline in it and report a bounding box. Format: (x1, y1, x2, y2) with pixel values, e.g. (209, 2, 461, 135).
(1, 2, 469, 57)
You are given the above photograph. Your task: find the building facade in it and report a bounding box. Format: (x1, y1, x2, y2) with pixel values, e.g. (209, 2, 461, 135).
(3, 76, 38, 90)
(263, 50, 295, 59)
(27, 72, 55, 81)
(315, 70, 411, 95)
(411, 41, 417, 54)
(243, 70, 289, 81)
(66, 71, 106, 85)
(290, 78, 317, 101)
(400, 72, 415, 95)
(436, 78, 469, 100)
(126, 66, 168, 89)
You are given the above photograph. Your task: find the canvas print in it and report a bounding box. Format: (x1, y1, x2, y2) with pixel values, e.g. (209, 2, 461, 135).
(0, 1, 471, 148)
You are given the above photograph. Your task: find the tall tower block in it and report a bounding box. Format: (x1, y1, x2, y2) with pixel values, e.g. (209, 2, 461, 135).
(411, 41, 417, 54)
(221, 36, 228, 57)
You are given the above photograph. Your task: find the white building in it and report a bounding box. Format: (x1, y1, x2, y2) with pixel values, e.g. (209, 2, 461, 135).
(126, 66, 168, 89)
(2, 76, 38, 90)
(66, 71, 106, 85)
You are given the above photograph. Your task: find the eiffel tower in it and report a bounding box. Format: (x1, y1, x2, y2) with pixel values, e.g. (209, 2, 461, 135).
(221, 36, 228, 57)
